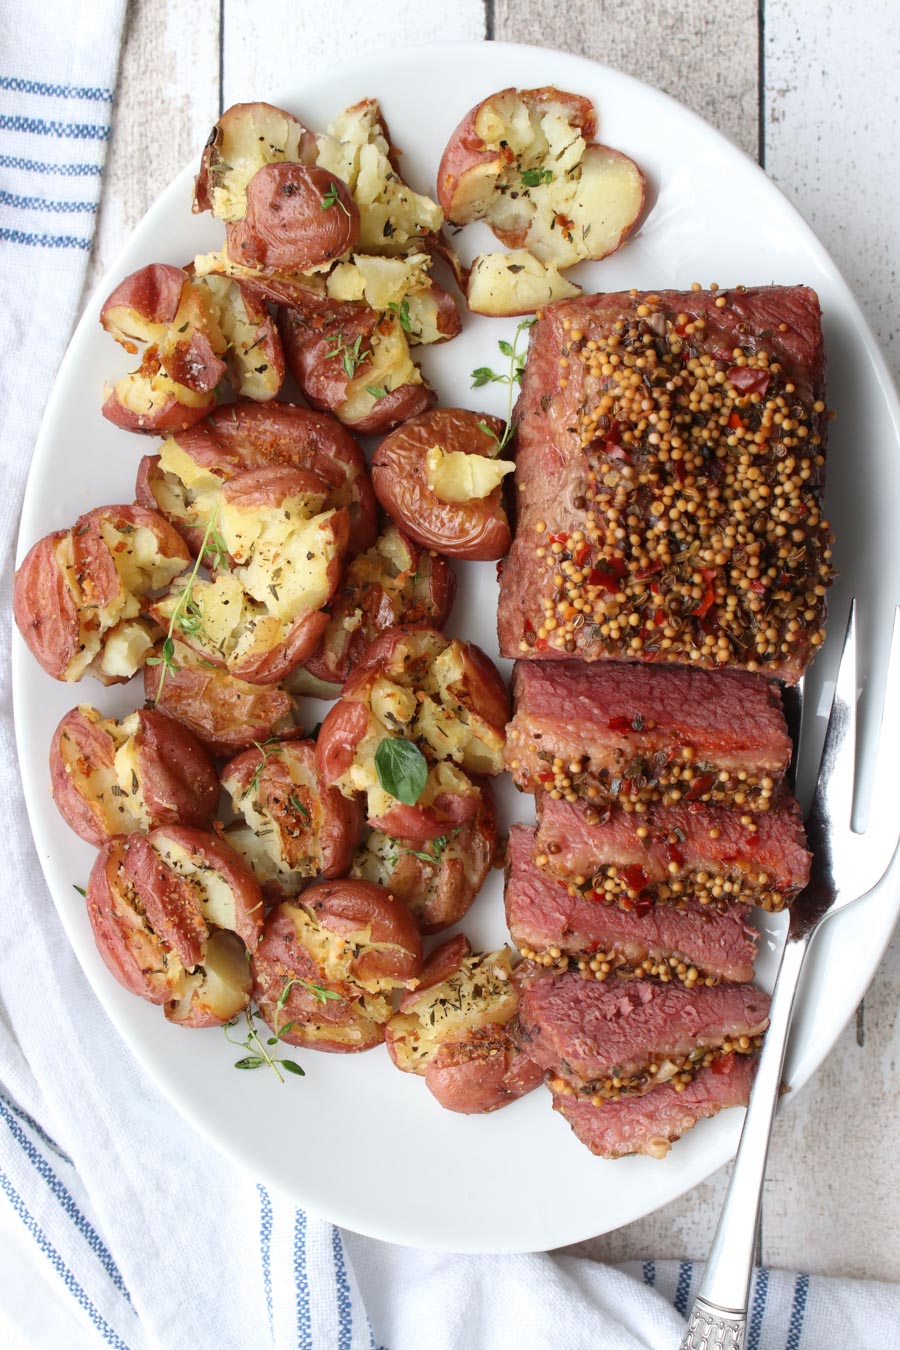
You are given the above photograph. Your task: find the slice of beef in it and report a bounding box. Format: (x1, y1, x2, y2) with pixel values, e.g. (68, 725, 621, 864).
(515, 967, 770, 1099)
(506, 659, 791, 811)
(552, 1054, 756, 1159)
(505, 825, 758, 983)
(535, 791, 810, 912)
(497, 286, 833, 683)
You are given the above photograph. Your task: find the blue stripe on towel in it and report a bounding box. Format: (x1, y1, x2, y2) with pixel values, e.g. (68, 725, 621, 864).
(0, 1095, 130, 1299)
(0, 1093, 72, 1165)
(0, 75, 114, 101)
(0, 113, 110, 141)
(0, 1163, 131, 1350)
(673, 1261, 693, 1315)
(293, 1209, 312, 1350)
(642, 1260, 656, 1287)
(332, 1228, 353, 1350)
(257, 1183, 273, 1334)
(747, 1266, 769, 1350)
(0, 226, 91, 249)
(785, 1272, 810, 1349)
(0, 188, 97, 213)
(0, 153, 102, 176)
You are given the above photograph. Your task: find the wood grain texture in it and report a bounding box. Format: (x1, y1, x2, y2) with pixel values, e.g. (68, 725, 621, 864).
(492, 0, 760, 158)
(80, 0, 900, 1281)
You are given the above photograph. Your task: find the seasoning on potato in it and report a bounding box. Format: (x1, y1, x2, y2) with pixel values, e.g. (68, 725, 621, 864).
(371, 409, 514, 560)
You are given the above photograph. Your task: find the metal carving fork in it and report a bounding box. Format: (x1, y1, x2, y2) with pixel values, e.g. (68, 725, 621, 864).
(680, 600, 900, 1349)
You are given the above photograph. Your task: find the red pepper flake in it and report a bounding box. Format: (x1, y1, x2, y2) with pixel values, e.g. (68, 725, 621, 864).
(654, 608, 666, 626)
(727, 366, 770, 396)
(685, 773, 716, 802)
(589, 567, 621, 594)
(712, 1051, 736, 1075)
(665, 842, 685, 868)
(619, 864, 649, 894)
(574, 543, 591, 566)
(750, 579, 766, 595)
(695, 569, 717, 619)
(537, 772, 555, 786)
(728, 411, 744, 430)
(549, 532, 569, 546)
(535, 638, 548, 651)
(607, 715, 633, 733)
(635, 563, 663, 581)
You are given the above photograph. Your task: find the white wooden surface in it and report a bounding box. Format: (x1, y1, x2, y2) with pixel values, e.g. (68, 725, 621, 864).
(87, 0, 900, 1282)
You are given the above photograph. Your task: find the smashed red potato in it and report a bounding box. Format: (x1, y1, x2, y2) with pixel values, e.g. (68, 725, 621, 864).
(14, 504, 190, 684)
(386, 937, 541, 1113)
(372, 409, 513, 561)
(350, 780, 497, 934)
(194, 101, 318, 220)
(225, 163, 360, 272)
(221, 740, 362, 900)
(295, 527, 456, 694)
(150, 465, 349, 684)
(86, 826, 264, 1027)
(101, 264, 283, 433)
(317, 626, 509, 832)
(438, 87, 645, 281)
(144, 638, 300, 757)
(252, 880, 422, 1052)
(50, 705, 218, 846)
(136, 400, 378, 558)
(279, 303, 436, 436)
(466, 250, 581, 316)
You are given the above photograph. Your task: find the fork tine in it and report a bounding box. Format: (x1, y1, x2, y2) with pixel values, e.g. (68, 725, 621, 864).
(808, 600, 857, 835)
(857, 605, 900, 870)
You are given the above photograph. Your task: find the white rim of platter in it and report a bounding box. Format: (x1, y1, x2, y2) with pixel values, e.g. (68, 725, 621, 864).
(13, 41, 900, 1254)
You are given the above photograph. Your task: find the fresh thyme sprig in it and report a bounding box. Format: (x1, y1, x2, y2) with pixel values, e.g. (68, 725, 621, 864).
(388, 298, 412, 333)
(147, 504, 222, 702)
(245, 738, 283, 800)
(320, 181, 351, 217)
(325, 331, 370, 379)
(521, 166, 553, 187)
(224, 1008, 305, 1081)
(471, 317, 536, 453)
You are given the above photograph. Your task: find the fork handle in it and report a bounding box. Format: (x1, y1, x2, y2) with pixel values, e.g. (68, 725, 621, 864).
(679, 933, 810, 1347)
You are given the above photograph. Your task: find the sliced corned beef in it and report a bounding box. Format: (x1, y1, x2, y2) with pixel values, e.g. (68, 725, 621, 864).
(552, 1054, 756, 1158)
(506, 660, 791, 811)
(505, 824, 758, 983)
(534, 792, 810, 912)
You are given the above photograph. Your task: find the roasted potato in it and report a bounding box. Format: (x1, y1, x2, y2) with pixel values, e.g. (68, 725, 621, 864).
(225, 163, 359, 272)
(252, 880, 422, 1052)
(466, 249, 581, 316)
(316, 626, 509, 832)
(136, 400, 377, 558)
(144, 638, 300, 757)
(150, 466, 349, 684)
(86, 826, 264, 1026)
(14, 504, 190, 684)
(50, 705, 219, 845)
(221, 739, 362, 900)
(295, 527, 456, 694)
(371, 409, 513, 560)
(194, 101, 318, 220)
(350, 779, 496, 933)
(279, 302, 436, 436)
(437, 87, 645, 270)
(385, 937, 541, 1112)
(101, 264, 284, 432)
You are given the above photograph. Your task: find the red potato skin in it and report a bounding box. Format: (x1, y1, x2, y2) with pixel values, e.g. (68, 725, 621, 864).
(228, 608, 333, 686)
(192, 102, 318, 215)
(371, 410, 511, 561)
(397, 934, 471, 1009)
(303, 538, 456, 689)
(144, 643, 300, 757)
(86, 840, 185, 1003)
(370, 787, 482, 846)
(13, 531, 81, 681)
(225, 163, 359, 270)
(14, 505, 190, 684)
(252, 883, 422, 1052)
(148, 825, 264, 954)
(49, 706, 219, 846)
(222, 740, 363, 892)
(437, 87, 596, 220)
(100, 263, 186, 330)
(101, 379, 215, 436)
(136, 400, 378, 556)
(315, 698, 369, 786)
(279, 306, 436, 435)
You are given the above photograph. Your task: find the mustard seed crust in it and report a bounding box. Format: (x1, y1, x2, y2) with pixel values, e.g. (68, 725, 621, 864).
(497, 286, 834, 682)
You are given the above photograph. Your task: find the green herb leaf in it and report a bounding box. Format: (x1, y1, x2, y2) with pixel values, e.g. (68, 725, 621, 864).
(374, 737, 428, 805)
(280, 1060, 305, 1076)
(365, 385, 388, 400)
(233, 1056, 265, 1070)
(388, 298, 411, 332)
(521, 167, 553, 187)
(73, 884, 87, 897)
(289, 794, 310, 822)
(298, 980, 342, 1005)
(320, 181, 351, 216)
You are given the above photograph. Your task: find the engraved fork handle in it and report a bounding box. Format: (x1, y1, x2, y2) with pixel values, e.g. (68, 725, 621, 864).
(678, 934, 810, 1349)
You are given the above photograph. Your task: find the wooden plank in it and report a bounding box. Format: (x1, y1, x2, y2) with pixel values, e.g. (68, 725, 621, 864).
(492, 0, 760, 159)
(221, 0, 486, 107)
(85, 0, 220, 298)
